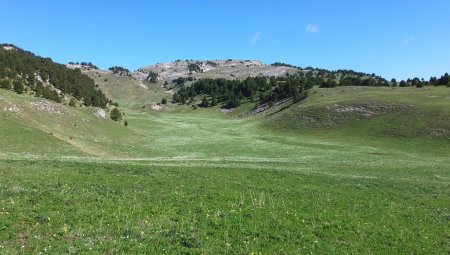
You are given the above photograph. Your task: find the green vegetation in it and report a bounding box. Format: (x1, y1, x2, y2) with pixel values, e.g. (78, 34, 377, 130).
(173, 76, 312, 108)
(0, 44, 110, 107)
(188, 63, 201, 73)
(206, 61, 218, 67)
(12, 80, 24, 94)
(1, 154, 448, 254)
(68, 61, 99, 69)
(145, 71, 158, 83)
(108, 66, 130, 76)
(110, 107, 122, 121)
(0, 57, 449, 253)
(68, 98, 76, 107)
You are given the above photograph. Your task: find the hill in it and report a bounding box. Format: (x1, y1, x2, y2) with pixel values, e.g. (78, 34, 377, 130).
(133, 59, 293, 82)
(0, 44, 111, 107)
(0, 45, 449, 253)
(1, 83, 449, 253)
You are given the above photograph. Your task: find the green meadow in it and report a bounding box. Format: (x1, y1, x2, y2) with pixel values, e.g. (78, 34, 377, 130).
(0, 85, 449, 254)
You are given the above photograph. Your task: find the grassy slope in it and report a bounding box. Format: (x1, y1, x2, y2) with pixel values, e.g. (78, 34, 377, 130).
(0, 84, 449, 253)
(263, 86, 450, 156)
(90, 72, 173, 110)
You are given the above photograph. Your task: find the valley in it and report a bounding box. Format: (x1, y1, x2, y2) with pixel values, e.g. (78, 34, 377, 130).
(1, 71, 449, 253)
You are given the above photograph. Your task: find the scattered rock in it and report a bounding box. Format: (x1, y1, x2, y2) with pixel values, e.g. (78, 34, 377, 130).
(133, 59, 288, 82)
(3, 103, 22, 113)
(236, 98, 290, 118)
(93, 108, 106, 118)
(2, 45, 16, 51)
(219, 108, 234, 114)
(30, 100, 71, 115)
(327, 103, 409, 117)
(151, 104, 162, 111)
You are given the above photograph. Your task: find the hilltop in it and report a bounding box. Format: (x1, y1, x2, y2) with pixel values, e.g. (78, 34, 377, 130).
(133, 59, 294, 82)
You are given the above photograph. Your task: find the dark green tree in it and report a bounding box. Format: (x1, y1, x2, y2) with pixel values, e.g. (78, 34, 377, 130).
(437, 73, 449, 86)
(201, 96, 209, 107)
(13, 80, 24, 94)
(211, 97, 218, 106)
(110, 108, 122, 121)
(69, 98, 76, 107)
(146, 71, 159, 83)
(390, 78, 397, 87)
(0, 79, 11, 89)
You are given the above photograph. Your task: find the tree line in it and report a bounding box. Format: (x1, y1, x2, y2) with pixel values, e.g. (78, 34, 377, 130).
(320, 73, 450, 88)
(271, 62, 449, 88)
(172, 75, 313, 109)
(0, 44, 111, 107)
(109, 66, 130, 76)
(171, 70, 449, 109)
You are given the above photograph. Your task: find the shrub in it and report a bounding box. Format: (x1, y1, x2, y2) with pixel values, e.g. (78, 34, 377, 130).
(211, 98, 218, 107)
(0, 79, 11, 89)
(146, 71, 158, 83)
(110, 107, 122, 121)
(188, 63, 201, 73)
(69, 98, 76, 107)
(201, 96, 209, 107)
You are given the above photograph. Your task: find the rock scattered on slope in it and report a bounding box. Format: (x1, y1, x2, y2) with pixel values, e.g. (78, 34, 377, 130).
(327, 103, 410, 116)
(93, 108, 106, 118)
(3, 103, 22, 113)
(134, 59, 292, 82)
(151, 104, 162, 111)
(30, 100, 72, 116)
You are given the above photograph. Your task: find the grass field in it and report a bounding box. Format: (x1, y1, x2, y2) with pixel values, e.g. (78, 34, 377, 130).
(0, 85, 449, 253)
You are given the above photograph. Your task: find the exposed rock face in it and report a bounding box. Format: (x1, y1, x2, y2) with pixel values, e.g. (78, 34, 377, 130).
(133, 59, 292, 82)
(66, 63, 110, 75)
(93, 108, 106, 119)
(2, 45, 16, 51)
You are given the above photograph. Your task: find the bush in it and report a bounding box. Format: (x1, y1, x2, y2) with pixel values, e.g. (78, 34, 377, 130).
(188, 63, 201, 73)
(201, 96, 209, 107)
(146, 71, 158, 83)
(110, 107, 122, 121)
(161, 98, 167, 104)
(0, 79, 11, 89)
(13, 80, 24, 94)
(69, 98, 76, 107)
(108, 66, 129, 75)
(124, 120, 128, 127)
(211, 98, 218, 107)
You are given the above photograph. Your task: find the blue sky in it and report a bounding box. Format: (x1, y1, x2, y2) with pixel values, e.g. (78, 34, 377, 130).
(1, 0, 449, 80)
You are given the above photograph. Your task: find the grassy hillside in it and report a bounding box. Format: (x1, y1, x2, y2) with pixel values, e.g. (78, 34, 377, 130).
(262, 86, 450, 155)
(0, 84, 449, 253)
(88, 72, 173, 111)
(0, 89, 164, 158)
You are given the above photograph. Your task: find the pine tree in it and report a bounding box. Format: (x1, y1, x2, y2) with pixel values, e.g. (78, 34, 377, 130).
(69, 98, 76, 107)
(201, 96, 209, 107)
(13, 80, 24, 94)
(110, 108, 122, 121)
(0, 79, 11, 89)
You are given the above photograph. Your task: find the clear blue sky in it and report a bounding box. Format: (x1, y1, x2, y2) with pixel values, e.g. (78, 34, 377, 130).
(1, 0, 449, 80)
